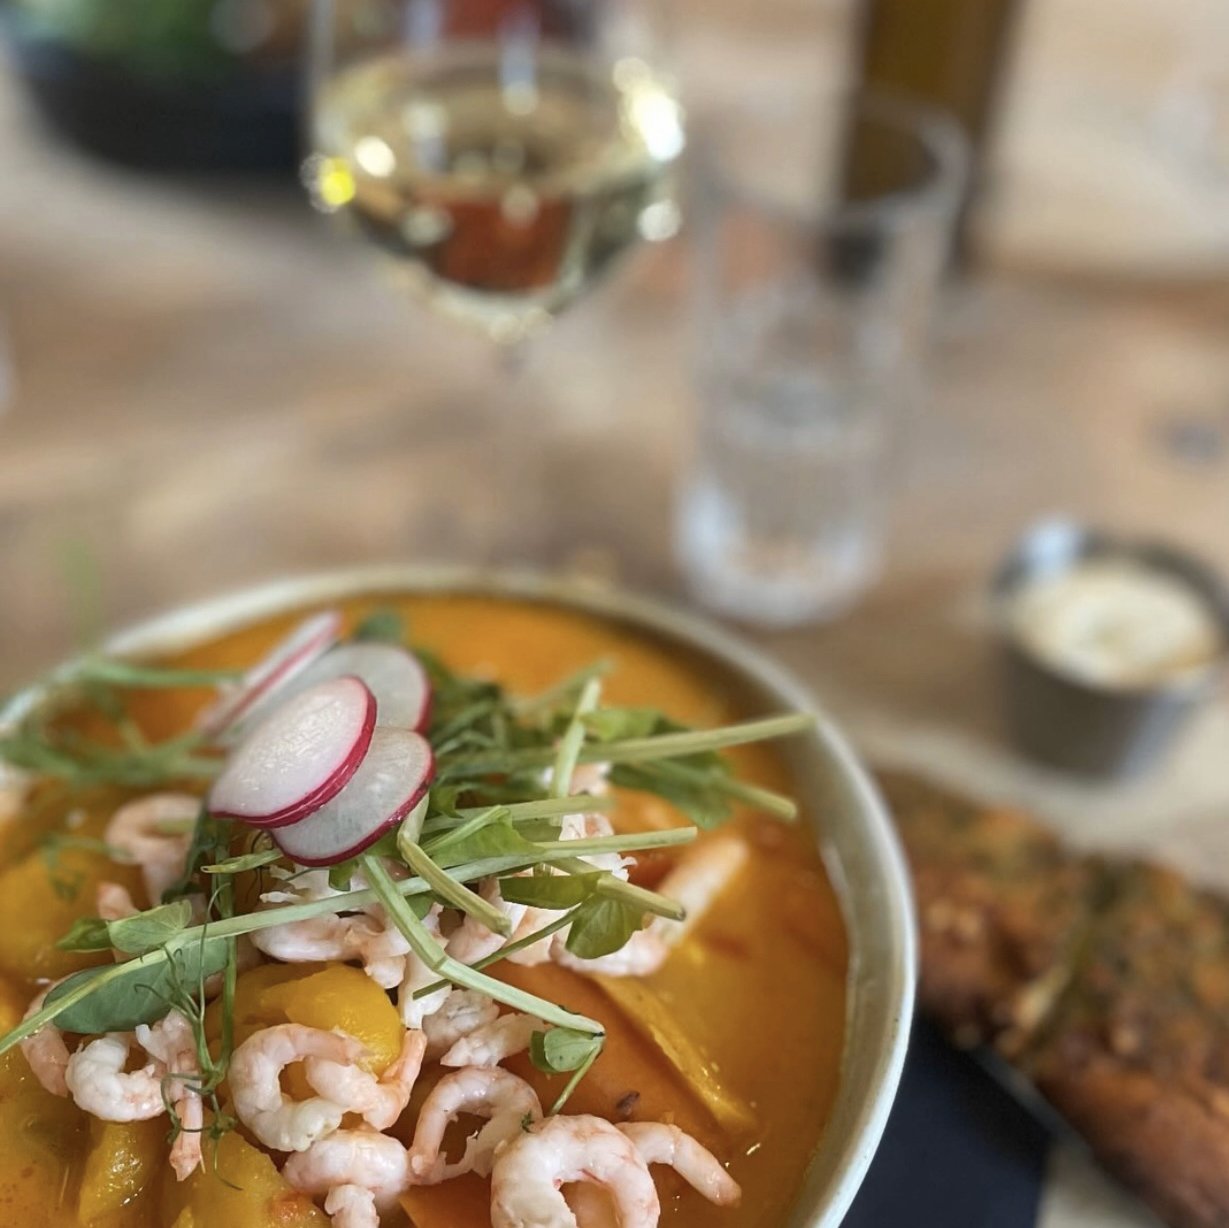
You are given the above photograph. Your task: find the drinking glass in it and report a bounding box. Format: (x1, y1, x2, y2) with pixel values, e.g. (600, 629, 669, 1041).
(675, 94, 966, 628)
(304, 0, 684, 554)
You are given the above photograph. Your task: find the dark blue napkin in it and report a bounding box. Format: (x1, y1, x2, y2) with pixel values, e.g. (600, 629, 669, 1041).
(843, 1022, 1051, 1227)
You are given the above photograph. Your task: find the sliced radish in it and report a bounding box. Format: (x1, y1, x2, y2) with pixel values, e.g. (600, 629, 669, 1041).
(272, 729, 433, 866)
(209, 676, 376, 828)
(197, 610, 342, 738)
(235, 642, 432, 734)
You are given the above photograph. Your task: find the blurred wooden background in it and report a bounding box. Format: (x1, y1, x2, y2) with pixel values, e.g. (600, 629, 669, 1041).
(0, 0, 1228, 879)
(2, 2, 1229, 1221)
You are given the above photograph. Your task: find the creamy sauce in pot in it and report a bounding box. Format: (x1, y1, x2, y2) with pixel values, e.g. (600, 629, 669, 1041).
(1008, 559, 1225, 688)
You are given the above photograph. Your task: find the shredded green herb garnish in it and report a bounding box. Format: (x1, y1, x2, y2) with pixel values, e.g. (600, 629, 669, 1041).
(0, 607, 818, 1126)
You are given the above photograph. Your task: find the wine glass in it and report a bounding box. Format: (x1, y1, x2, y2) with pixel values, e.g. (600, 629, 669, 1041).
(304, 0, 684, 555)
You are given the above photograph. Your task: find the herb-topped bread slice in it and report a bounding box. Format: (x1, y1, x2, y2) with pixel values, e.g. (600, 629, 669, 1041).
(881, 769, 1229, 1228)
(877, 770, 1098, 1055)
(1027, 860, 1229, 1228)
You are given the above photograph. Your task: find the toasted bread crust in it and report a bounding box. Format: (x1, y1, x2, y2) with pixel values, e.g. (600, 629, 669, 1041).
(881, 770, 1229, 1228)
(878, 770, 1096, 1052)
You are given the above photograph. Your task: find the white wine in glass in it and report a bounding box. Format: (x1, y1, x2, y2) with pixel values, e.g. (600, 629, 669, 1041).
(308, 2, 684, 344)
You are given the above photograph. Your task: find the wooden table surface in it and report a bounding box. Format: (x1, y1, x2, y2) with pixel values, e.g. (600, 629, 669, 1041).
(0, 5, 1226, 1219)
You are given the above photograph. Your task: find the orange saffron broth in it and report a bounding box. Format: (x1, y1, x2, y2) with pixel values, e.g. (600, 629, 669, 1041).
(0, 594, 847, 1227)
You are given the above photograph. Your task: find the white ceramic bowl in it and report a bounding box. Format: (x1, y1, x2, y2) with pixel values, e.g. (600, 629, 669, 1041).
(11, 566, 916, 1225)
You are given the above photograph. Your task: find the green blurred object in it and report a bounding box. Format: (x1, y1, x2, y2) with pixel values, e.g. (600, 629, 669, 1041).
(9, 0, 232, 78)
(3, 0, 305, 171)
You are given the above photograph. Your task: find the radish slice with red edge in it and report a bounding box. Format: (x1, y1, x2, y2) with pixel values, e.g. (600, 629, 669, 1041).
(197, 610, 341, 738)
(271, 728, 433, 867)
(209, 675, 376, 829)
(234, 642, 432, 735)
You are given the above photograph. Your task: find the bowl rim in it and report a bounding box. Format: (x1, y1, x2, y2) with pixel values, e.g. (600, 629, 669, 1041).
(4, 564, 916, 1225)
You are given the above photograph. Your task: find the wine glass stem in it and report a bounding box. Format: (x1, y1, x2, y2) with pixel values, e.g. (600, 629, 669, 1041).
(489, 339, 544, 564)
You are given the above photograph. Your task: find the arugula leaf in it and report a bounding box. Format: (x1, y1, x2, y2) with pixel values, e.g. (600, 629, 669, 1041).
(511, 662, 612, 721)
(163, 808, 223, 903)
(71, 659, 242, 690)
(530, 1026, 604, 1074)
(56, 916, 113, 952)
(549, 678, 601, 799)
(361, 855, 603, 1035)
(430, 817, 541, 870)
(59, 901, 194, 956)
(530, 1026, 607, 1115)
(329, 826, 404, 889)
(498, 872, 599, 910)
(399, 837, 511, 935)
(47, 936, 230, 1032)
(565, 896, 646, 959)
(202, 848, 282, 875)
(107, 900, 194, 955)
(582, 707, 662, 741)
(352, 609, 406, 644)
(0, 725, 218, 790)
(328, 859, 358, 892)
(511, 817, 564, 843)
(609, 761, 732, 828)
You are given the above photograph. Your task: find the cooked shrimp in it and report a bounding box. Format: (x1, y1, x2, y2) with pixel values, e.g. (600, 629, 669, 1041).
(619, 1123, 741, 1206)
(255, 875, 410, 989)
(495, 812, 631, 969)
(252, 912, 407, 987)
(135, 1010, 204, 1180)
(349, 906, 412, 989)
(229, 1023, 364, 1152)
(421, 989, 500, 1059)
(542, 762, 609, 798)
(250, 913, 354, 964)
(96, 881, 138, 921)
(105, 793, 198, 904)
(305, 1029, 427, 1131)
(490, 1114, 659, 1228)
(550, 927, 668, 978)
(653, 834, 749, 950)
(502, 900, 557, 968)
(439, 1012, 541, 1069)
(96, 881, 143, 966)
(64, 1033, 165, 1121)
(0, 764, 29, 826)
(446, 879, 526, 966)
(562, 810, 629, 878)
(552, 836, 750, 980)
(281, 1128, 411, 1216)
(323, 1186, 377, 1228)
(259, 868, 342, 905)
(20, 983, 69, 1097)
(570, 762, 610, 797)
(407, 1067, 542, 1182)
(398, 905, 450, 1027)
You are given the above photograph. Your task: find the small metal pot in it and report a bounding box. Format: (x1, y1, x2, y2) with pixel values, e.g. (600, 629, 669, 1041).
(992, 521, 1229, 778)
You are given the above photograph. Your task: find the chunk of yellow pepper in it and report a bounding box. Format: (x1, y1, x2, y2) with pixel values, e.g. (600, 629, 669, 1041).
(259, 964, 402, 1073)
(160, 1132, 327, 1228)
(0, 973, 88, 1225)
(77, 1118, 167, 1224)
(205, 960, 317, 1049)
(0, 837, 144, 982)
(207, 961, 402, 1074)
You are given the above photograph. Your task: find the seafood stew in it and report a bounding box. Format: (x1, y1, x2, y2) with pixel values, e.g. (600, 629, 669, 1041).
(0, 593, 848, 1227)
